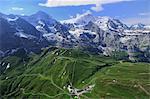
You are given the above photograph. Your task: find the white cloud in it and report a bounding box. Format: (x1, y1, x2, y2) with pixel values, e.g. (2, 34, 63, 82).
(91, 4, 103, 12)
(12, 7, 24, 11)
(39, 0, 133, 12)
(69, 10, 91, 19)
(77, 10, 91, 17)
(21, 14, 25, 16)
(122, 17, 150, 25)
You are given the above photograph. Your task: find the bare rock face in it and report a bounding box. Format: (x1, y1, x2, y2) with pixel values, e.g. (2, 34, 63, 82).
(0, 14, 49, 56)
(62, 13, 150, 62)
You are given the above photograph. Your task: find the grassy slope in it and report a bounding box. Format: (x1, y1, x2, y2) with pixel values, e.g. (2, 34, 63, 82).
(0, 47, 150, 99)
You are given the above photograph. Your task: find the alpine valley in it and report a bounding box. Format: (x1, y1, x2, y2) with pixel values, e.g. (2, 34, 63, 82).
(0, 11, 150, 99)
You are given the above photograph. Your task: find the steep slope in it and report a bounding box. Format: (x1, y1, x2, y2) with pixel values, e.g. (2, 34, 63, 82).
(23, 11, 77, 47)
(23, 11, 57, 34)
(0, 15, 49, 56)
(23, 11, 57, 27)
(61, 12, 150, 62)
(0, 47, 149, 98)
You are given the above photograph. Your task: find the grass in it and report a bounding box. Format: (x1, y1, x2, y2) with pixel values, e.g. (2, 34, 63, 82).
(0, 47, 150, 99)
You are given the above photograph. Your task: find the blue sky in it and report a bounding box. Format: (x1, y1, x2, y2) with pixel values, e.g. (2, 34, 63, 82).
(0, 0, 149, 25)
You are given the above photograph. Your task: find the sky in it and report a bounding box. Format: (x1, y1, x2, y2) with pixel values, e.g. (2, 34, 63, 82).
(0, 0, 149, 25)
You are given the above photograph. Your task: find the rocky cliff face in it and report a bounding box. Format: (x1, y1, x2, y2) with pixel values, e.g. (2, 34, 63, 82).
(0, 14, 49, 56)
(62, 13, 150, 62)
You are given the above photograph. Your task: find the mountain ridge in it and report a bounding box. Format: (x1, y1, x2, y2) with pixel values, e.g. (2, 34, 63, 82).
(0, 11, 150, 62)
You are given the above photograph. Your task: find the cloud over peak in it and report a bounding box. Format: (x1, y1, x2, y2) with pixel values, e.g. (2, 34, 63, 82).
(39, 0, 133, 12)
(11, 7, 24, 11)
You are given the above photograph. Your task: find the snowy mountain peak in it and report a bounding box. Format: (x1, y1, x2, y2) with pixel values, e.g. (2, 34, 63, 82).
(95, 16, 128, 31)
(36, 11, 48, 14)
(62, 13, 127, 31)
(22, 11, 57, 27)
(130, 23, 145, 30)
(94, 16, 111, 30)
(61, 11, 95, 26)
(32, 11, 51, 19)
(130, 23, 150, 30)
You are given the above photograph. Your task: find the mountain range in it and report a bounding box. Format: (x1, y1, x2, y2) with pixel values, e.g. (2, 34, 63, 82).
(0, 11, 150, 98)
(0, 11, 150, 62)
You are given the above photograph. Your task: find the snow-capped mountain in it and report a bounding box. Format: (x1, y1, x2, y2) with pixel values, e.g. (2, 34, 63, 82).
(22, 11, 58, 34)
(22, 11, 76, 47)
(95, 16, 128, 31)
(0, 11, 150, 62)
(61, 12, 150, 62)
(23, 11, 57, 27)
(130, 23, 150, 30)
(130, 23, 145, 30)
(62, 12, 128, 32)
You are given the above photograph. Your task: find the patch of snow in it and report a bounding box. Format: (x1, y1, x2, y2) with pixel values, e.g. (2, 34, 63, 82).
(43, 33, 56, 41)
(56, 33, 64, 41)
(49, 26, 56, 32)
(2, 62, 5, 66)
(95, 16, 110, 31)
(120, 37, 131, 43)
(7, 17, 18, 22)
(69, 29, 98, 39)
(11, 49, 18, 54)
(15, 32, 28, 38)
(6, 63, 10, 69)
(6, 77, 8, 80)
(38, 20, 45, 26)
(36, 25, 48, 34)
(16, 27, 24, 32)
(93, 34, 99, 43)
(15, 32, 36, 39)
(144, 25, 150, 30)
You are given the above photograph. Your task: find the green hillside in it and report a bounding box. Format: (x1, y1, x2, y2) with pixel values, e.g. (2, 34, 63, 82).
(0, 47, 150, 99)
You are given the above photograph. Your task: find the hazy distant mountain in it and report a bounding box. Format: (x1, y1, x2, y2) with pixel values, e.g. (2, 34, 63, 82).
(130, 23, 150, 30)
